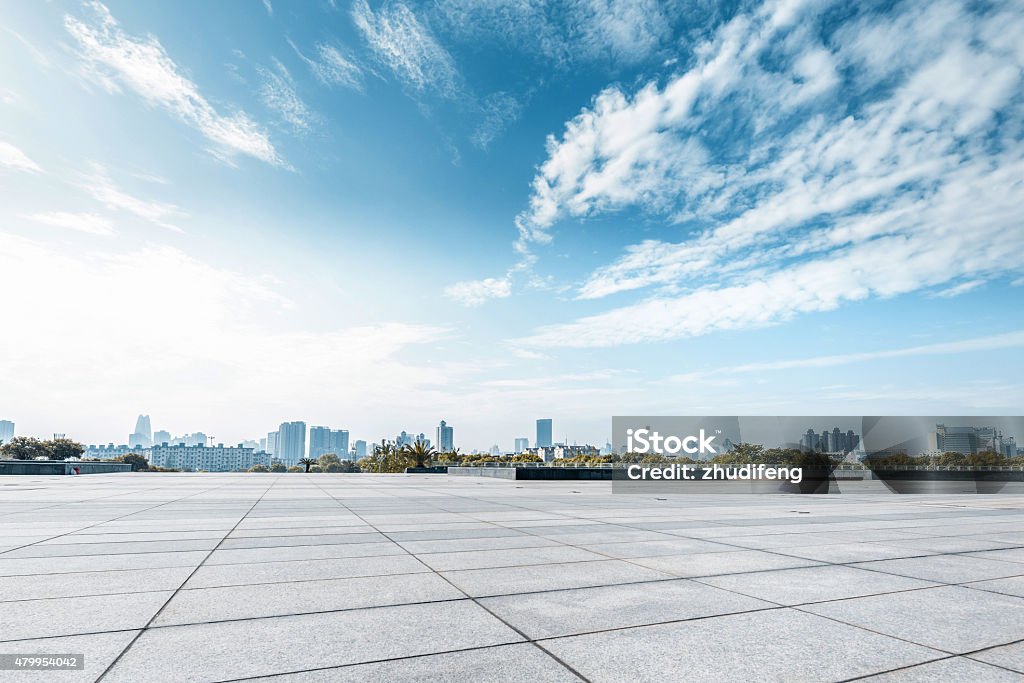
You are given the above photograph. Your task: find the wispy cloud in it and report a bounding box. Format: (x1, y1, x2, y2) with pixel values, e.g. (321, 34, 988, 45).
(443, 277, 512, 307)
(289, 39, 363, 91)
(931, 280, 985, 298)
(257, 58, 314, 131)
(471, 92, 522, 150)
(262, 0, 273, 16)
(668, 331, 1024, 381)
(65, 2, 282, 166)
(516, 0, 1024, 347)
(351, 0, 459, 98)
(80, 163, 184, 232)
(21, 211, 115, 236)
(0, 141, 42, 174)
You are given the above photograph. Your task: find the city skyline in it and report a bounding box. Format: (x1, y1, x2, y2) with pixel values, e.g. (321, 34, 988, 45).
(2, 1, 1023, 449)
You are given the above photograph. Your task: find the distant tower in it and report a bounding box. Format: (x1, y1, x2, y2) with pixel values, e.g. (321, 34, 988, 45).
(277, 421, 307, 466)
(436, 420, 454, 452)
(0, 420, 15, 445)
(130, 414, 152, 448)
(536, 419, 553, 448)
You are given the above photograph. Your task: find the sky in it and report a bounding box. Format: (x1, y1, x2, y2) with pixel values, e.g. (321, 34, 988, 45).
(1, 0, 1023, 452)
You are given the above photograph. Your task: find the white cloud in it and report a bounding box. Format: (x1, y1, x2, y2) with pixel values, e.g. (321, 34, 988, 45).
(262, 0, 273, 16)
(931, 280, 985, 298)
(516, 0, 1024, 347)
(65, 2, 282, 166)
(0, 141, 42, 173)
(443, 277, 512, 306)
(257, 58, 314, 131)
(80, 164, 184, 232)
(0, 232, 451, 443)
(21, 211, 115, 236)
(291, 39, 363, 91)
(351, 0, 459, 97)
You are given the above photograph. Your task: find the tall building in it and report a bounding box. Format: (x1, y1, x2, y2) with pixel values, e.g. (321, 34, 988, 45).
(130, 414, 153, 448)
(514, 437, 529, 454)
(396, 431, 414, 448)
(266, 431, 278, 456)
(0, 420, 13, 445)
(353, 440, 367, 458)
(277, 421, 307, 466)
(436, 420, 454, 452)
(310, 427, 350, 459)
(536, 419, 553, 448)
(153, 430, 171, 446)
(936, 424, 1015, 455)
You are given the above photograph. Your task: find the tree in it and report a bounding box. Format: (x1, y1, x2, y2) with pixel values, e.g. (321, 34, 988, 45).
(286, 465, 304, 472)
(968, 450, 1006, 467)
(298, 457, 317, 473)
(938, 451, 968, 467)
(403, 440, 437, 468)
(269, 462, 286, 472)
(248, 464, 269, 472)
(118, 453, 150, 472)
(49, 438, 85, 461)
(318, 453, 343, 472)
(0, 436, 51, 460)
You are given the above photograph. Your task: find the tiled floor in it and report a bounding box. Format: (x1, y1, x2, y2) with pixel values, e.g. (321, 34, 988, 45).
(1, 473, 1024, 682)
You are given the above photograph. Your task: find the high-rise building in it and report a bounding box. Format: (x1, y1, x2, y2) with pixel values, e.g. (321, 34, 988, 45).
(936, 424, 1015, 455)
(514, 437, 529, 454)
(130, 414, 153, 448)
(436, 420, 454, 452)
(353, 440, 367, 458)
(310, 427, 350, 459)
(259, 437, 267, 452)
(396, 431, 415, 448)
(277, 421, 306, 466)
(0, 420, 14, 445)
(266, 431, 278, 456)
(536, 419, 553, 448)
(153, 430, 171, 446)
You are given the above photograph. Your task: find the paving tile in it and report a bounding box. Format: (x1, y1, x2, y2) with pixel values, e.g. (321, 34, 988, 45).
(860, 656, 1024, 681)
(185, 554, 429, 589)
(1, 539, 220, 558)
(540, 608, 943, 682)
(103, 601, 523, 682)
(155, 572, 463, 625)
(0, 591, 172, 641)
(399, 536, 561, 554)
(441, 559, 673, 597)
(630, 549, 822, 578)
(776, 542, 936, 564)
(964, 576, 1024, 599)
(204, 542, 404, 565)
(577, 538, 737, 558)
(0, 566, 194, 601)
(970, 642, 1024, 674)
(418, 546, 606, 571)
(0, 551, 209, 577)
(480, 579, 774, 638)
(801, 586, 1024, 653)
(699, 565, 937, 606)
(851, 555, 1024, 583)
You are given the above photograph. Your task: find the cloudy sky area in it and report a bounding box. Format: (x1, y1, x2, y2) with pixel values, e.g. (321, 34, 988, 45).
(1, 0, 1022, 450)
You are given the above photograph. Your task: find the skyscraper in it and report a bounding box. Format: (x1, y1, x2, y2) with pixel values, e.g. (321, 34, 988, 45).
(266, 431, 278, 457)
(354, 440, 367, 458)
(277, 421, 306, 466)
(129, 414, 152, 448)
(309, 427, 350, 459)
(536, 419, 553, 448)
(436, 420, 454, 452)
(153, 430, 171, 446)
(0, 420, 13, 445)
(514, 437, 529, 453)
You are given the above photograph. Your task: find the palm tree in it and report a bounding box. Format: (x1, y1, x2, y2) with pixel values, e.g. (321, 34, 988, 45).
(403, 440, 438, 468)
(298, 457, 316, 473)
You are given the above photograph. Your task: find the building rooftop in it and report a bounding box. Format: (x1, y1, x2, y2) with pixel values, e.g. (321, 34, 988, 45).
(1, 473, 1023, 681)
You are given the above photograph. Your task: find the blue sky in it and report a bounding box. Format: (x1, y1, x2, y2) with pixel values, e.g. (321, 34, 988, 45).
(1, 0, 1023, 451)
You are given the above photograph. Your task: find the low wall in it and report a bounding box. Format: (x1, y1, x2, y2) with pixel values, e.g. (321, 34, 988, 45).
(0, 460, 133, 475)
(447, 466, 613, 480)
(404, 466, 449, 474)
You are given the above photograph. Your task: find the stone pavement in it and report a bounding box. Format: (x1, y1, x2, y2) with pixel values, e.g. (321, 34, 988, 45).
(1, 473, 1023, 682)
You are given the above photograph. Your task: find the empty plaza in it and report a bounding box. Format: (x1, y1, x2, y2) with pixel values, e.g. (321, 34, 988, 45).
(1, 473, 1024, 682)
